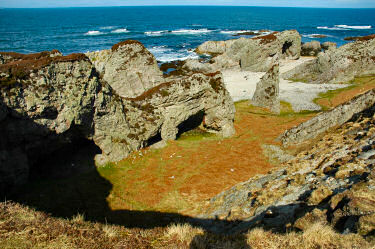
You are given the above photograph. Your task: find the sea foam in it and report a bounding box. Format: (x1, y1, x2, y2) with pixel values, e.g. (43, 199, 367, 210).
(85, 30, 104, 36)
(111, 28, 129, 33)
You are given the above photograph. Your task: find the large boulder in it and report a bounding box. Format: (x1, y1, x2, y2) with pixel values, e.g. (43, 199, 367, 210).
(195, 30, 301, 72)
(86, 40, 163, 98)
(301, 41, 321, 56)
(283, 35, 375, 83)
(0, 43, 235, 194)
(251, 55, 280, 113)
(321, 41, 337, 51)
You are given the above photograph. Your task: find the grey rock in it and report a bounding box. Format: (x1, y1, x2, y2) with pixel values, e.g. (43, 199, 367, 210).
(279, 89, 375, 146)
(322, 41, 337, 50)
(86, 40, 163, 98)
(301, 41, 322, 56)
(285, 37, 375, 83)
(251, 55, 280, 113)
(196, 30, 301, 72)
(0, 41, 236, 193)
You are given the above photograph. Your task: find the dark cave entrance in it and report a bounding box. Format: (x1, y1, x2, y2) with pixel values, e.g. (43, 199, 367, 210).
(282, 41, 293, 54)
(28, 137, 102, 180)
(176, 110, 205, 138)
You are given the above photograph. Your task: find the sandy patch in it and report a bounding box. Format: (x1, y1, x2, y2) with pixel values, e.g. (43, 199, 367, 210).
(223, 57, 348, 112)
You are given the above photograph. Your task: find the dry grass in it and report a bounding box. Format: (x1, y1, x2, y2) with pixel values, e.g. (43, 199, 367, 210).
(247, 223, 371, 249)
(165, 223, 204, 243)
(1, 201, 374, 248)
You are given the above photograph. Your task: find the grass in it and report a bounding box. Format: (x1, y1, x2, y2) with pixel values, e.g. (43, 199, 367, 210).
(313, 75, 375, 110)
(2, 201, 371, 248)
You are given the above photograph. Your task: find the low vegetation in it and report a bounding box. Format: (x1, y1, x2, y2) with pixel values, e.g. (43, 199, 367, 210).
(3, 76, 375, 247)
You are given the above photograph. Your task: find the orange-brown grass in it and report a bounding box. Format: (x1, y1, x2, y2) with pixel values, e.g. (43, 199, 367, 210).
(315, 75, 375, 109)
(100, 101, 315, 215)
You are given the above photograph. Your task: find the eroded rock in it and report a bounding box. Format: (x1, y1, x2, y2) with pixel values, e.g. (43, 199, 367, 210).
(195, 30, 301, 72)
(284, 36, 375, 83)
(86, 40, 163, 98)
(301, 41, 321, 56)
(0, 41, 235, 194)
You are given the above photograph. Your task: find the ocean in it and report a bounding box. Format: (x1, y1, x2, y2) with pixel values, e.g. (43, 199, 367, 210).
(1, 6, 374, 62)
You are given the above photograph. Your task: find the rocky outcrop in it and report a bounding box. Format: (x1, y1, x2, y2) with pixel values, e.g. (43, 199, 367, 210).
(284, 36, 375, 83)
(201, 103, 375, 236)
(279, 89, 375, 145)
(301, 41, 321, 56)
(322, 41, 337, 51)
(86, 40, 163, 98)
(251, 55, 280, 113)
(195, 30, 301, 72)
(0, 41, 235, 194)
(0, 50, 62, 65)
(196, 40, 237, 55)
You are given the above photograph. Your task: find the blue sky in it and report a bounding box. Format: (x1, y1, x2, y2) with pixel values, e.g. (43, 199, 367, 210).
(1, 0, 375, 8)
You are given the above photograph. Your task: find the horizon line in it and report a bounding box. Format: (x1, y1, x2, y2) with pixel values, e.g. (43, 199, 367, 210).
(1, 5, 375, 9)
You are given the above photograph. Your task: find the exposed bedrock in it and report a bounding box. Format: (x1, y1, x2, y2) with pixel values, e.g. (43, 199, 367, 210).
(283, 35, 375, 83)
(0, 41, 235, 194)
(279, 89, 375, 146)
(193, 30, 301, 72)
(201, 102, 375, 236)
(251, 55, 280, 113)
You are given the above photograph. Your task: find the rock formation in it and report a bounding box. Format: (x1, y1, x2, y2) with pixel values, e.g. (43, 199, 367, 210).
(251, 55, 280, 113)
(301, 41, 321, 56)
(321, 41, 337, 51)
(86, 40, 163, 98)
(279, 89, 375, 146)
(193, 30, 301, 72)
(0, 41, 235, 194)
(201, 101, 375, 236)
(283, 35, 375, 83)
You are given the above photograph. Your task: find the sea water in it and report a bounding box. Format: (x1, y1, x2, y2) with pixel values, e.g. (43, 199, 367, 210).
(0, 6, 374, 62)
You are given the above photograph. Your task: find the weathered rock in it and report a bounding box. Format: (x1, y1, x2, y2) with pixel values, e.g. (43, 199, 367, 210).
(196, 30, 301, 72)
(279, 89, 375, 146)
(251, 55, 280, 113)
(0, 50, 62, 65)
(0, 42, 235, 194)
(196, 40, 236, 55)
(301, 41, 322, 56)
(294, 208, 328, 231)
(284, 36, 375, 83)
(86, 40, 163, 98)
(200, 100, 375, 235)
(322, 41, 337, 51)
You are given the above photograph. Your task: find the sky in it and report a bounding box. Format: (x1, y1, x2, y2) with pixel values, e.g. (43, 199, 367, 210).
(0, 0, 375, 8)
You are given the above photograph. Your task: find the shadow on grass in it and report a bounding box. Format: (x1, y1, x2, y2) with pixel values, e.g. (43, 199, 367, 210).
(2, 137, 309, 248)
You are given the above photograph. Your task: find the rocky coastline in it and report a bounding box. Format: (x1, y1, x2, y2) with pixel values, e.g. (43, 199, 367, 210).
(1, 30, 375, 246)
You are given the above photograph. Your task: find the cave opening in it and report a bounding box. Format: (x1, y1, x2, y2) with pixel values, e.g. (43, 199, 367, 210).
(176, 110, 205, 138)
(144, 131, 163, 147)
(28, 136, 102, 181)
(282, 41, 293, 54)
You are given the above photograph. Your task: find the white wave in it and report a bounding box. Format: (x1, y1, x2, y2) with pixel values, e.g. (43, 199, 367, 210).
(220, 30, 251, 34)
(317, 26, 348, 30)
(335, 25, 372, 30)
(100, 26, 117, 30)
(85, 30, 104, 36)
(317, 25, 372, 31)
(171, 29, 213, 35)
(111, 28, 129, 34)
(148, 46, 199, 62)
(145, 30, 168, 36)
(302, 33, 333, 38)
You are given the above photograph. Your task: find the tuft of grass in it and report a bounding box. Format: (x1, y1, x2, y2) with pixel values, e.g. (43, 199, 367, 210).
(246, 223, 371, 249)
(165, 223, 204, 243)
